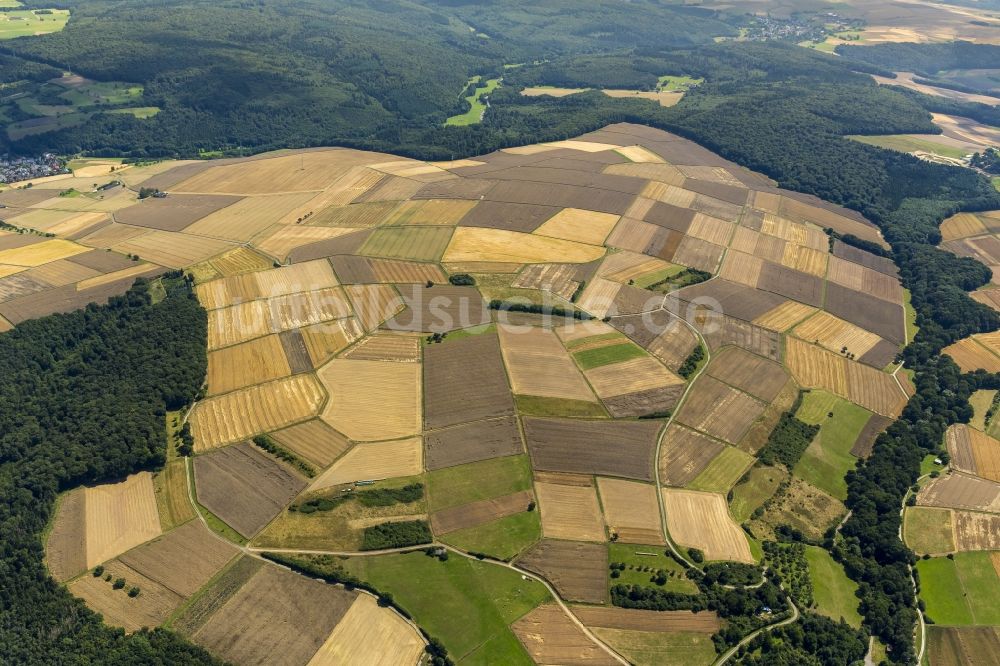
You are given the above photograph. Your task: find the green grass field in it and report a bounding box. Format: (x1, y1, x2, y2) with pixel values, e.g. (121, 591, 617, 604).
(914, 553, 1000, 625)
(969, 390, 996, 431)
(608, 542, 698, 594)
(0, 1, 24, 7)
(7, 112, 88, 141)
(903, 288, 919, 343)
(514, 394, 608, 418)
(446, 76, 502, 126)
(440, 510, 541, 561)
(794, 390, 870, 500)
(342, 551, 550, 663)
(563, 331, 625, 350)
(729, 465, 786, 522)
(846, 134, 971, 160)
(903, 506, 955, 555)
(632, 265, 682, 288)
(573, 342, 647, 370)
(58, 82, 143, 108)
(426, 455, 533, 513)
(592, 628, 716, 666)
(657, 75, 703, 92)
(0, 9, 69, 39)
(992, 176, 1000, 192)
(805, 546, 862, 628)
(108, 106, 161, 119)
(688, 446, 755, 493)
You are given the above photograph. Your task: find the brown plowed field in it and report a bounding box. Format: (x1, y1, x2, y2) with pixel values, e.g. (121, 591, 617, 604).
(524, 416, 661, 481)
(850, 414, 892, 458)
(70, 560, 184, 632)
(757, 262, 823, 307)
(498, 325, 598, 403)
(512, 604, 618, 666)
(114, 194, 242, 232)
(706, 346, 788, 401)
(458, 201, 558, 233)
(676, 376, 765, 445)
(319, 359, 421, 442)
(424, 416, 524, 470)
(384, 284, 491, 334)
(602, 385, 684, 419)
(846, 361, 907, 417)
(173, 556, 266, 636)
(190, 562, 357, 666)
(739, 379, 799, 454)
(825, 283, 905, 344)
(572, 607, 721, 633)
(605, 216, 660, 254)
(827, 256, 901, 304)
(430, 490, 534, 534)
(596, 477, 663, 545)
(536, 481, 606, 542)
(661, 489, 753, 563)
(671, 235, 724, 273)
(928, 627, 1000, 666)
(917, 473, 1000, 512)
(45, 489, 86, 582)
(207, 335, 292, 395)
(423, 333, 515, 429)
(118, 520, 239, 597)
(646, 320, 699, 371)
(307, 594, 426, 666)
(953, 510, 1000, 551)
(190, 375, 325, 450)
(194, 442, 307, 538)
(309, 437, 423, 490)
(279, 329, 312, 373)
(659, 424, 726, 487)
(517, 540, 608, 604)
(270, 420, 351, 468)
(832, 240, 897, 277)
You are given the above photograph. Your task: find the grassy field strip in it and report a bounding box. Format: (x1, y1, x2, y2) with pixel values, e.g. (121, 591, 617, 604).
(445, 76, 502, 126)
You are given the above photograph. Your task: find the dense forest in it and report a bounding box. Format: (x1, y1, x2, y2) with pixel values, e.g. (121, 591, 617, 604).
(0, 277, 213, 663)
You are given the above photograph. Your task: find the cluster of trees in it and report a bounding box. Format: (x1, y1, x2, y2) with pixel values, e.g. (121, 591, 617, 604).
(0, 276, 216, 663)
(361, 520, 432, 551)
(731, 612, 868, 666)
(756, 392, 819, 468)
(678, 344, 705, 379)
(971, 148, 1000, 175)
(487, 299, 593, 320)
(763, 541, 814, 609)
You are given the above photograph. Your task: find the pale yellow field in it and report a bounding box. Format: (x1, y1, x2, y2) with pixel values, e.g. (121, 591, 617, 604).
(171, 149, 392, 195)
(603, 89, 684, 107)
(753, 300, 818, 332)
(309, 438, 423, 491)
(781, 243, 828, 277)
(0, 264, 23, 280)
(189, 375, 325, 450)
(585, 356, 684, 399)
(598, 250, 670, 284)
(942, 337, 1000, 373)
(0, 315, 11, 332)
(78, 223, 150, 249)
(606, 163, 685, 187)
(785, 337, 850, 397)
(661, 489, 752, 563)
(794, 311, 882, 359)
(370, 159, 449, 178)
(254, 225, 362, 260)
(642, 182, 695, 208)
(300, 318, 365, 365)
(0, 239, 89, 267)
(8, 209, 100, 234)
(718, 251, 763, 287)
(940, 213, 987, 241)
(554, 319, 617, 344)
(614, 145, 665, 164)
(318, 359, 421, 441)
(444, 227, 606, 264)
(344, 284, 404, 331)
(521, 87, 589, 97)
(196, 259, 339, 310)
(75, 264, 161, 290)
(25, 259, 99, 286)
(605, 216, 660, 254)
(207, 335, 292, 395)
(760, 215, 828, 251)
(112, 230, 234, 268)
(543, 140, 621, 153)
(382, 199, 477, 226)
(118, 160, 195, 187)
(307, 594, 425, 666)
(779, 197, 887, 248)
(575, 277, 623, 319)
(184, 193, 317, 242)
(210, 247, 273, 276)
(84, 472, 161, 568)
(316, 166, 387, 206)
(498, 324, 598, 402)
(342, 333, 421, 362)
(206, 288, 352, 349)
(533, 208, 620, 246)
(596, 477, 664, 545)
(686, 213, 734, 246)
(535, 481, 607, 542)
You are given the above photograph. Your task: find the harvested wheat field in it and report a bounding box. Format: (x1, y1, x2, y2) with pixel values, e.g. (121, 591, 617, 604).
(307, 594, 425, 666)
(270, 419, 352, 469)
(194, 442, 307, 538)
(189, 562, 358, 666)
(572, 607, 721, 632)
(947, 424, 1000, 482)
(917, 473, 1000, 512)
(206, 288, 352, 349)
(794, 311, 884, 360)
(753, 300, 818, 331)
(83, 472, 162, 568)
(512, 604, 618, 666)
(676, 376, 765, 445)
(705, 346, 789, 402)
(190, 375, 325, 450)
(69, 560, 183, 632)
(344, 284, 404, 331)
(596, 477, 664, 545)
(535, 481, 607, 542)
(300, 318, 365, 365)
(517, 539, 608, 604)
(319, 359, 421, 441)
(512, 263, 581, 301)
(942, 337, 1000, 373)
(524, 417, 661, 481)
(118, 520, 239, 598)
(153, 459, 196, 532)
(661, 489, 753, 563)
(585, 356, 684, 400)
(498, 324, 597, 402)
(342, 332, 420, 362)
(112, 230, 235, 268)
(658, 424, 726, 487)
(928, 627, 1000, 666)
(953, 510, 1000, 551)
(196, 259, 339, 310)
(310, 438, 423, 491)
(0, 238, 89, 267)
(45, 489, 87, 582)
(255, 226, 362, 260)
(534, 208, 620, 245)
(444, 227, 606, 264)
(784, 336, 850, 396)
(209, 246, 274, 276)
(185, 192, 317, 242)
(206, 335, 292, 395)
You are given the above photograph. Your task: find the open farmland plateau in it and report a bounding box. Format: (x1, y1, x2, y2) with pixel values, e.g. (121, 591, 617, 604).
(27, 125, 919, 664)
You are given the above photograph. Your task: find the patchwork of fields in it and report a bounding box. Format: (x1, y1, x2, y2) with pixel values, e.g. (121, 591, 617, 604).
(27, 125, 917, 664)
